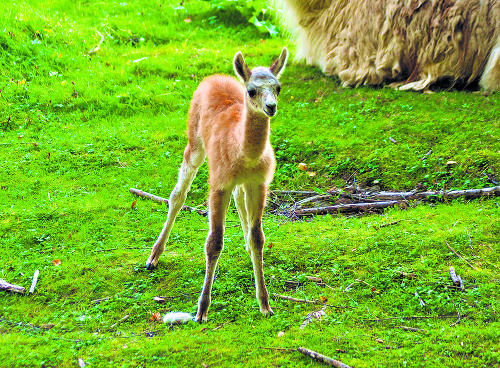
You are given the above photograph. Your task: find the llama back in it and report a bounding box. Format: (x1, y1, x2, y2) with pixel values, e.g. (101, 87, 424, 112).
(188, 75, 244, 145)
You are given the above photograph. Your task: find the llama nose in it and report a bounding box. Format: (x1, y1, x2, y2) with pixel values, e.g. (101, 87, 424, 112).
(265, 102, 276, 116)
(266, 102, 276, 111)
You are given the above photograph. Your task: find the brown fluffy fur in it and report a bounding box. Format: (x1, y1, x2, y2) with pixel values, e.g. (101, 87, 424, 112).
(274, 0, 500, 90)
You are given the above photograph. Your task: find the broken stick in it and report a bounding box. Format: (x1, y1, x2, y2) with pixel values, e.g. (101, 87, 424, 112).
(449, 266, 464, 290)
(129, 188, 208, 216)
(297, 347, 353, 368)
(273, 293, 321, 305)
(88, 30, 105, 55)
(29, 270, 39, 294)
(0, 279, 26, 294)
(110, 314, 130, 329)
(300, 306, 326, 330)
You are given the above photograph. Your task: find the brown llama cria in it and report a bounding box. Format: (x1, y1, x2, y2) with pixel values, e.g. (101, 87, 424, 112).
(146, 48, 288, 323)
(274, 0, 500, 91)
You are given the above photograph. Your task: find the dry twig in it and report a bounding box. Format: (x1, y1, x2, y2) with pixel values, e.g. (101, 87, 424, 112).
(398, 326, 427, 332)
(110, 314, 130, 329)
(300, 306, 326, 329)
(363, 313, 465, 322)
(445, 241, 478, 270)
(273, 293, 320, 305)
(88, 30, 105, 55)
(29, 270, 39, 294)
(129, 188, 208, 216)
(297, 347, 353, 368)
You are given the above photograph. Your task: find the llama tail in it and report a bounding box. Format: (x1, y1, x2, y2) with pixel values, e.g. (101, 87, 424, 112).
(163, 312, 193, 325)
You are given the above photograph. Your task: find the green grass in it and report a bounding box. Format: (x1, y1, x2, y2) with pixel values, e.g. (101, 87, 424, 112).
(1, 0, 499, 367)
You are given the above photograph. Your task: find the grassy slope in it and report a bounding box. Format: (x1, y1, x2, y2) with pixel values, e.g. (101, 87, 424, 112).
(1, 0, 499, 367)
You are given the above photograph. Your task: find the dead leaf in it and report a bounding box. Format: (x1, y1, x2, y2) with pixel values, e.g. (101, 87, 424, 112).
(150, 312, 162, 322)
(268, 242, 274, 249)
(153, 296, 165, 303)
(131, 200, 137, 209)
(298, 163, 308, 171)
(51, 259, 62, 266)
(41, 323, 55, 330)
(277, 331, 285, 337)
(78, 358, 85, 367)
(307, 171, 316, 177)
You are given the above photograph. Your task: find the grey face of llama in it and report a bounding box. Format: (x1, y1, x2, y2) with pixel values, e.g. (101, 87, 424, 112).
(233, 48, 288, 117)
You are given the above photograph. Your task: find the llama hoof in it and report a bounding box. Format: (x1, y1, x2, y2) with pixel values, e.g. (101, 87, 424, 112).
(194, 314, 208, 324)
(145, 262, 157, 270)
(263, 308, 274, 317)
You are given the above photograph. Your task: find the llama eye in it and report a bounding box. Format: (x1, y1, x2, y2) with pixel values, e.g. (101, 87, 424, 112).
(247, 88, 257, 98)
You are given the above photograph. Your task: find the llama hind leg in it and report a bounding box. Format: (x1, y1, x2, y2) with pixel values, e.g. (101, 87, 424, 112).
(146, 144, 205, 270)
(233, 185, 250, 253)
(243, 183, 273, 317)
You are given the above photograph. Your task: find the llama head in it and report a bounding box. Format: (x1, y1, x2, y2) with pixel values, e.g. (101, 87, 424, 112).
(233, 47, 288, 117)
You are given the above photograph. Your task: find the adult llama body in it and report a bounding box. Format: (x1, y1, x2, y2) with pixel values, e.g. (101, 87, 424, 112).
(274, 0, 500, 91)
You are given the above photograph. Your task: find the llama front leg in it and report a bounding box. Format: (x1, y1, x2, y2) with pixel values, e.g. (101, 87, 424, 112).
(195, 188, 232, 323)
(146, 145, 205, 269)
(244, 183, 273, 317)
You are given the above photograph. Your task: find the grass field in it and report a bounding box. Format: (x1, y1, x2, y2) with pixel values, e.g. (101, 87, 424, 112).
(1, 0, 499, 367)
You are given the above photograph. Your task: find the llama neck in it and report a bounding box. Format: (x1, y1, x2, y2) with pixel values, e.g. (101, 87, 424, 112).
(240, 105, 271, 161)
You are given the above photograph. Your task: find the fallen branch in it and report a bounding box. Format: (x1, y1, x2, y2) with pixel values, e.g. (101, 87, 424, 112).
(94, 246, 145, 252)
(293, 200, 404, 216)
(129, 188, 208, 216)
(398, 326, 427, 332)
(297, 347, 353, 368)
(363, 313, 465, 322)
(445, 241, 478, 270)
(259, 347, 295, 352)
(0, 279, 26, 294)
(376, 220, 403, 229)
(335, 186, 500, 202)
(270, 190, 320, 197)
(273, 293, 350, 309)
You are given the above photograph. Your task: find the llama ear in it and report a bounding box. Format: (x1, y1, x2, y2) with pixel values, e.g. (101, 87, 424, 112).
(233, 51, 252, 83)
(269, 47, 288, 79)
